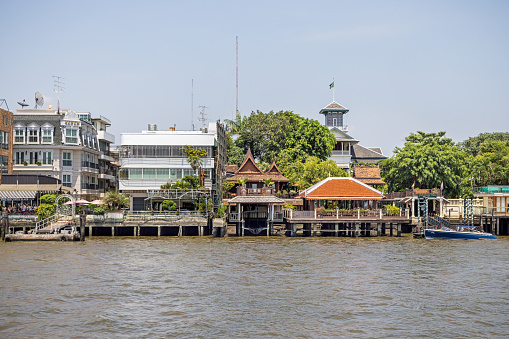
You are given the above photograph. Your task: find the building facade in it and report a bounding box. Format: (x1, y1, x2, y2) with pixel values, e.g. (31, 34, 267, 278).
(119, 122, 226, 211)
(0, 108, 13, 178)
(12, 108, 115, 200)
(91, 115, 118, 196)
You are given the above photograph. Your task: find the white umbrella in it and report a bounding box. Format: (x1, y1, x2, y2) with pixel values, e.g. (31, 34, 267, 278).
(90, 199, 104, 205)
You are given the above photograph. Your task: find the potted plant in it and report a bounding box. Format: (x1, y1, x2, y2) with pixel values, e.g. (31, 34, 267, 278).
(23, 161, 28, 166)
(36, 161, 42, 166)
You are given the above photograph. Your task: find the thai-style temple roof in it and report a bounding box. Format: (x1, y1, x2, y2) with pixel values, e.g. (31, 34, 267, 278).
(227, 152, 290, 183)
(319, 101, 349, 114)
(299, 177, 384, 200)
(352, 166, 386, 186)
(225, 164, 238, 174)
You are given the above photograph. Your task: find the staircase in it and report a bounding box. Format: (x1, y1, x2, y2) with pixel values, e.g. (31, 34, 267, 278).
(32, 215, 74, 234)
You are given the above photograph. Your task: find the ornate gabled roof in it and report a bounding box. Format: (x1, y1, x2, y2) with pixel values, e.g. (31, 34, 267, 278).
(319, 101, 349, 114)
(234, 148, 264, 175)
(226, 154, 290, 183)
(351, 144, 387, 162)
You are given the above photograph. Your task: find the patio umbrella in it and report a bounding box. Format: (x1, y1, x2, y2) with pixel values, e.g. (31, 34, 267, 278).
(75, 199, 91, 205)
(90, 199, 104, 205)
(64, 200, 74, 205)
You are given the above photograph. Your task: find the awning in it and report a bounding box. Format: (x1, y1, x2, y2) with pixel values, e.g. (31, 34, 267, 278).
(0, 191, 38, 200)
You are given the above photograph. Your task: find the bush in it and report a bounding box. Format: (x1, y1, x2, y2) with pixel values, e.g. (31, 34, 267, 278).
(37, 204, 55, 220)
(162, 200, 177, 211)
(40, 194, 56, 204)
(93, 207, 105, 215)
(383, 205, 400, 213)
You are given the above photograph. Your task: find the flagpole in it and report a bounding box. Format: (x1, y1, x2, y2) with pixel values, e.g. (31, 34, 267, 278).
(332, 77, 335, 102)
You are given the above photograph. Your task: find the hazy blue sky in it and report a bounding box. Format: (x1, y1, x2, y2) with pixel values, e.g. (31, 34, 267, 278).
(1, 0, 508, 156)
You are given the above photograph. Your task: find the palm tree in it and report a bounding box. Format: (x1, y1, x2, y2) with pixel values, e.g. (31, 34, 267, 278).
(262, 178, 274, 187)
(102, 191, 130, 210)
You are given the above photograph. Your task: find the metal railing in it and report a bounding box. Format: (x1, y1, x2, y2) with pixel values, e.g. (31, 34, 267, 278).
(474, 186, 509, 194)
(289, 208, 410, 220)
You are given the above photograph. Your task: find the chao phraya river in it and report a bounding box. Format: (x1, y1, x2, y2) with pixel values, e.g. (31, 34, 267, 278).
(1, 235, 508, 338)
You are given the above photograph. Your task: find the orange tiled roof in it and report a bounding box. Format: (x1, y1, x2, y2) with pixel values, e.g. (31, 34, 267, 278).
(300, 177, 383, 200)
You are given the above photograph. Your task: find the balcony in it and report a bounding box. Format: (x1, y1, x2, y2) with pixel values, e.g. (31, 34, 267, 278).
(236, 186, 276, 196)
(97, 130, 115, 144)
(100, 153, 115, 162)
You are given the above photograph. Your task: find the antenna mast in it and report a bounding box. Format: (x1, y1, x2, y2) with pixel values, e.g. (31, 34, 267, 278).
(235, 35, 238, 120)
(198, 105, 208, 130)
(191, 79, 195, 131)
(53, 75, 65, 113)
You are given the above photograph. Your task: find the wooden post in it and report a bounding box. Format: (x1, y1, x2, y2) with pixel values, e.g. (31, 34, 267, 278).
(397, 223, 401, 237)
(355, 223, 360, 237)
(158, 226, 161, 237)
(111, 226, 115, 237)
(390, 223, 393, 236)
(335, 223, 338, 237)
(377, 223, 381, 237)
(80, 215, 86, 241)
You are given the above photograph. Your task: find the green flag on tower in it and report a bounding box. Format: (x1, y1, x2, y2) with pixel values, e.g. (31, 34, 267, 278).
(329, 82, 334, 89)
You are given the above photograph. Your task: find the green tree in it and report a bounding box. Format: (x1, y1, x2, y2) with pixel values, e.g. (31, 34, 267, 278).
(278, 156, 347, 189)
(458, 132, 509, 156)
(379, 131, 467, 198)
(162, 200, 177, 211)
(183, 145, 207, 185)
(233, 110, 335, 164)
(102, 191, 130, 210)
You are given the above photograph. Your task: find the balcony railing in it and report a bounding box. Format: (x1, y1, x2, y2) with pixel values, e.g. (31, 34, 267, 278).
(287, 208, 410, 220)
(473, 186, 509, 195)
(236, 186, 275, 196)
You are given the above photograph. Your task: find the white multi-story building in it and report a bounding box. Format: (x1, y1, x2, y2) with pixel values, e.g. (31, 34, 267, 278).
(13, 108, 116, 200)
(119, 122, 226, 211)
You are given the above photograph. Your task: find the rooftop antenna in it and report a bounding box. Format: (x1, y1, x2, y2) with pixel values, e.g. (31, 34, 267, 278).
(53, 75, 65, 113)
(34, 92, 44, 109)
(191, 79, 195, 131)
(0, 99, 9, 111)
(235, 35, 239, 121)
(17, 99, 28, 109)
(198, 105, 208, 130)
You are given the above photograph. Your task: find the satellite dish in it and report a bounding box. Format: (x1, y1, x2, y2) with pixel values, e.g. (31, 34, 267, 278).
(17, 99, 29, 109)
(35, 92, 44, 108)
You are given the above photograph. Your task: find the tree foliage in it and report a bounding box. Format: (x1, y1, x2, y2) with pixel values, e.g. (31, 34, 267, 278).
(379, 131, 467, 198)
(229, 110, 336, 165)
(102, 191, 130, 210)
(457, 132, 509, 156)
(278, 156, 347, 190)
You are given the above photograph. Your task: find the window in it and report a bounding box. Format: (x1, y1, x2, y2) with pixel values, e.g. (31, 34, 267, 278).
(63, 174, 72, 187)
(143, 168, 156, 179)
(3, 131, 8, 149)
(170, 168, 182, 180)
(156, 168, 169, 179)
(63, 152, 72, 167)
(1, 155, 8, 173)
(41, 128, 53, 143)
(42, 152, 52, 165)
(129, 168, 142, 179)
(15, 152, 25, 164)
(183, 168, 195, 177)
(28, 128, 39, 143)
(29, 152, 39, 164)
(65, 128, 78, 144)
(14, 128, 25, 143)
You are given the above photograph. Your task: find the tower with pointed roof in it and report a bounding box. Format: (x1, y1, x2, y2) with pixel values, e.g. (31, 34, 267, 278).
(319, 100, 387, 169)
(320, 101, 358, 169)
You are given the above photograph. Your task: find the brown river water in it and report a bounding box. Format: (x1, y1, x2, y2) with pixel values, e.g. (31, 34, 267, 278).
(1, 235, 508, 338)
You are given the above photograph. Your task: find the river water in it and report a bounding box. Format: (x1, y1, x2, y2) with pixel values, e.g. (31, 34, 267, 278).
(1, 235, 508, 338)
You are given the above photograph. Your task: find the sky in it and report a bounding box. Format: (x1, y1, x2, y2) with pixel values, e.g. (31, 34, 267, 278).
(1, 0, 508, 156)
